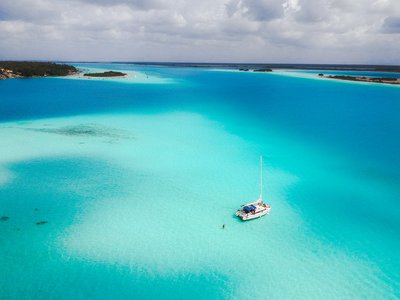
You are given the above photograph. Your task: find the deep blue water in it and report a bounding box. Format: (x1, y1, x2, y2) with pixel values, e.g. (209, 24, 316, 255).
(2, 66, 399, 170)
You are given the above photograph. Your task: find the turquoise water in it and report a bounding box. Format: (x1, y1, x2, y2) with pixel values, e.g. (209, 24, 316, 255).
(0, 64, 399, 299)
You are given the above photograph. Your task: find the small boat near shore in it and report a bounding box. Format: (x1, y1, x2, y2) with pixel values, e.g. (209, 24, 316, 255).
(236, 156, 271, 220)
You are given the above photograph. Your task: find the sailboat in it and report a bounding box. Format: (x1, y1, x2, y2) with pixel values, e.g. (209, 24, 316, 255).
(235, 156, 271, 220)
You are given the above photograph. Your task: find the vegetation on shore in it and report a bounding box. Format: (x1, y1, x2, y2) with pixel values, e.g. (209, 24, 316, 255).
(239, 68, 272, 72)
(83, 71, 127, 77)
(318, 73, 400, 85)
(253, 68, 273, 72)
(0, 61, 78, 79)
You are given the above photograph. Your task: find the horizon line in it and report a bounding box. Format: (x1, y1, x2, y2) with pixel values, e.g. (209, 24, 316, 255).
(1, 60, 400, 68)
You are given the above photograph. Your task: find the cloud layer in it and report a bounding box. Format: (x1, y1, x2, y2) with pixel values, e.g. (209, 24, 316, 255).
(0, 0, 399, 63)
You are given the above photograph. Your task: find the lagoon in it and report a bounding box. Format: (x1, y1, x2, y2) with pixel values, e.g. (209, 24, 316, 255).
(0, 63, 399, 299)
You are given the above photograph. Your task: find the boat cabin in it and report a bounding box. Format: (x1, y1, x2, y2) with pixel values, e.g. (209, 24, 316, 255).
(243, 205, 256, 213)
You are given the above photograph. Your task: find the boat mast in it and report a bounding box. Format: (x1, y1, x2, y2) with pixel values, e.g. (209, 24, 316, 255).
(260, 155, 263, 201)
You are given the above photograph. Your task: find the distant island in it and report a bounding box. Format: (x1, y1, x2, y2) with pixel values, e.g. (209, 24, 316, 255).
(239, 68, 272, 72)
(318, 73, 400, 85)
(0, 61, 78, 79)
(83, 71, 127, 77)
(130, 62, 400, 73)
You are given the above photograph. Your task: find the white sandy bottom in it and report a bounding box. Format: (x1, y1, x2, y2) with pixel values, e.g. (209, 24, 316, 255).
(0, 112, 394, 299)
(62, 66, 174, 84)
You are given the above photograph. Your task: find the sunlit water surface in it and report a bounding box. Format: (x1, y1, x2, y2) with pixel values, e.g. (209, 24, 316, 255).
(1, 64, 399, 299)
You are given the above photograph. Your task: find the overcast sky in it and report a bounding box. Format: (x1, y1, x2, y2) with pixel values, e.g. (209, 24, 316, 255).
(0, 0, 399, 64)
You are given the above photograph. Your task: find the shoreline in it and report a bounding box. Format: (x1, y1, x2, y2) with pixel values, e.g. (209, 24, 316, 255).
(0, 61, 79, 80)
(83, 70, 127, 78)
(0, 69, 80, 80)
(123, 62, 400, 73)
(211, 67, 400, 88)
(318, 74, 400, 85)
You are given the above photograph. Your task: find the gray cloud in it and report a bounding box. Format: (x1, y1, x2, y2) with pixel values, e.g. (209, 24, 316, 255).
(294, 0, 332, 23)
(75, 0, 169, 10)
(0, 0, 62, 23)
(226, 0, 285, 21)
(0, 0, 399, 64)
(382, 16, 400, 33)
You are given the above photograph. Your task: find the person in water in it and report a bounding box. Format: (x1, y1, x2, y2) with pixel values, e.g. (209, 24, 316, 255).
(222, 224, 225, 229)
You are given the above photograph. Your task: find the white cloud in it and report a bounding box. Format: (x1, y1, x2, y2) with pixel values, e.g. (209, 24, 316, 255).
(0, 0, 399, 63)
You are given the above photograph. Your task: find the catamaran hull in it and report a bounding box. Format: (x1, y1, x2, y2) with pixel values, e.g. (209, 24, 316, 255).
(236, 207, 271, 221)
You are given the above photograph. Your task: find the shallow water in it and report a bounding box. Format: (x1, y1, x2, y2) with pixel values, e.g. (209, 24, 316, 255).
(0, 64, 399, 299)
